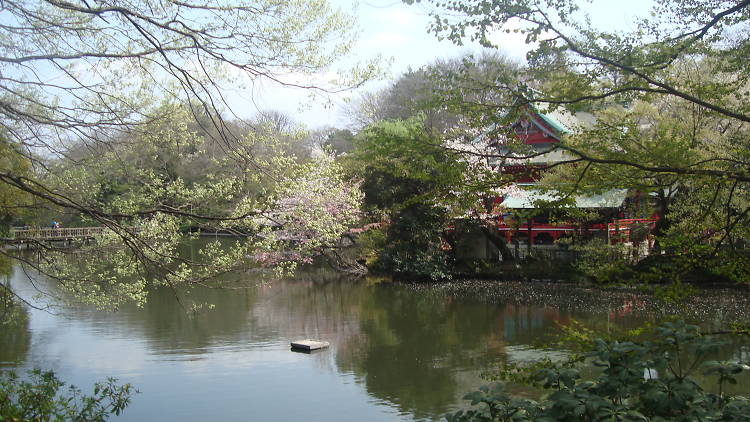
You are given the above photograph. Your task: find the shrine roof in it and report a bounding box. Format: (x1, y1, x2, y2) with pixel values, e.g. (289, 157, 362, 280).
(534, 108, 570, 135)
(500, 188, 627, 209)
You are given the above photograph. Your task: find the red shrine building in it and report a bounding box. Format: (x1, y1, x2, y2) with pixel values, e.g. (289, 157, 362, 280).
(481, 105, 656, 246)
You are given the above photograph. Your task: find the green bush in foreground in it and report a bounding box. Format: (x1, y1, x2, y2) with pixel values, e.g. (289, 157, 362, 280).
(0, 369, 134, 421)
(448, 322, 750, 422)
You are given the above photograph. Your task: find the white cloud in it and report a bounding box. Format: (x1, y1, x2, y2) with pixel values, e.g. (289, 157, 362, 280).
(384, 7, 417, 26)
(485, 19, 537, 61)
(368, 31, 406, 46)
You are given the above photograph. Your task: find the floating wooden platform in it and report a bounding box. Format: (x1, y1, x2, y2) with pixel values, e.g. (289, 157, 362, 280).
(290, 339, 330, 351)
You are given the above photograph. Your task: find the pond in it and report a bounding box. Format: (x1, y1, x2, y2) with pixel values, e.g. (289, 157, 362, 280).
(2, 265, 750, 421)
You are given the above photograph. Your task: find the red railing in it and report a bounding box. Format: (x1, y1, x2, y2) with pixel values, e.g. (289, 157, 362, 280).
(493, 221, 608, 244)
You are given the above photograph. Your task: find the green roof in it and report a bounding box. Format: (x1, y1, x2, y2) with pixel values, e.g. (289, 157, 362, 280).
(536, 111, 570, 134)
(501, 189, 627, 209)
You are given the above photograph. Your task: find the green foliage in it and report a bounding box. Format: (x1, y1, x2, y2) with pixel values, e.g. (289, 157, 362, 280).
(351, 117, 469, 210)
(375, 203, 453, 280)
(0, 136, 33, 229)
(414, 0, 750, 284)
(348, 118, 466, 279)
(0, 0, 381, 307)
(0, 369, 135, 422)
(656, 195, 750, 284)
(356, 227, 387, 267)
(28, 104, 364, 310)
(543, 94, 750, 284)
(572, 239, 706, 301)
(572, 240, 633, 284)
(322, 128, 356, 156)
(448, 321, 750, 422)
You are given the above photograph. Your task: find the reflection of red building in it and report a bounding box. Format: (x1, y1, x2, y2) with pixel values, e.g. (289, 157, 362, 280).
(484, 105, 655, 246)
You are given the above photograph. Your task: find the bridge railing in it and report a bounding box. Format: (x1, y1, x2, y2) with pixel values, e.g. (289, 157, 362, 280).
(9, 227, 107, 240)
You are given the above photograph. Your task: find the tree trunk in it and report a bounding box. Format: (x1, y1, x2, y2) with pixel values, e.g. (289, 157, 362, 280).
(480, 226, 515, 261)
(651, 192, 670, 253)
(324, 248, 368, 275)
(441, 229, 458, 260)
(527, 217, 532, 256)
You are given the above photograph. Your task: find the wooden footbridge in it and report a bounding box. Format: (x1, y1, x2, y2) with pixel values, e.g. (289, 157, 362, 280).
(8, 226, 106, 242)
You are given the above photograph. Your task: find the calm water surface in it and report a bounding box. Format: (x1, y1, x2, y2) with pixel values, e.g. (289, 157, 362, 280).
(2, 265, 750, 421)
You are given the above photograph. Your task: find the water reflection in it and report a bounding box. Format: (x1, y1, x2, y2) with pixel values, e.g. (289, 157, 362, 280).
(1, 259, 30, 365)
(2, 264, 749, 421)
(0, 291, 30, 365)
(336, 286, 503, 419)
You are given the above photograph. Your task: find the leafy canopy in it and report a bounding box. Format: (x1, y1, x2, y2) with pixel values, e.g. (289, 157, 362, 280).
(0, 0, 376, 306)
(408, 0, 750, 282)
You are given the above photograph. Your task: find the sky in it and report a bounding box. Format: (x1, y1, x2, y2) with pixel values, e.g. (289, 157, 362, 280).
(234, 0, 655, 130)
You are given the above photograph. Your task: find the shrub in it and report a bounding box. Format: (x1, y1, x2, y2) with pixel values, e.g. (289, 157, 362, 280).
(573, 240, 633, 283)
(448, 321, 750, 421)
(0, 369, 135, 421)
(376, 203, 453, 280)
